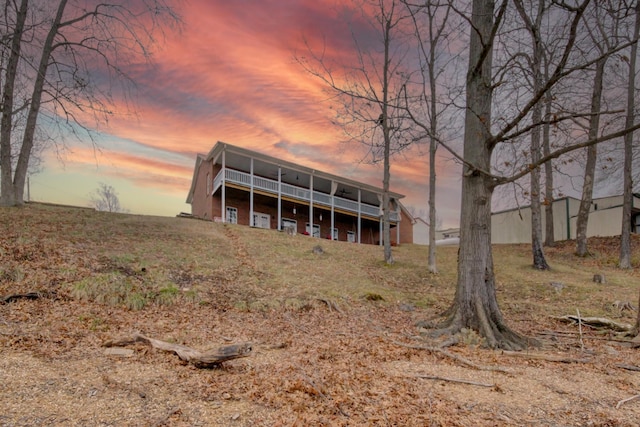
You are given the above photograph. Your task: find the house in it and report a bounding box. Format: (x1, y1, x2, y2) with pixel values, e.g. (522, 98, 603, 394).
(491, 194, 640, 244)
(412, 217, 430, 245)
(186, 142, 414, 245)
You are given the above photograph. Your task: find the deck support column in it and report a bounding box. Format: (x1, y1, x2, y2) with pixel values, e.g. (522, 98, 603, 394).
(249, 158, 254, 226)
(277, 167, 282, 231)
(221, 150, 226, 222)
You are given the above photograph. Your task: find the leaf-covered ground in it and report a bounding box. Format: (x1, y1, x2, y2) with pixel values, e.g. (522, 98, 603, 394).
(1, 203, 640, 426)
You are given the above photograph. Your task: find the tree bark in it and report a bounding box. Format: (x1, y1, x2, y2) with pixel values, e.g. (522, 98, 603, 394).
(620, 0, 639, 270)
(576, 56, 606, 256)
(428, 130, 437, 273)
(543, 88, 555, 247)
(427, 8, 438, 274)
(431, 0, 532, 350)
(103, 333, 252, 368)
(0, 0, 29, 207)
(382, 9, 394, 265)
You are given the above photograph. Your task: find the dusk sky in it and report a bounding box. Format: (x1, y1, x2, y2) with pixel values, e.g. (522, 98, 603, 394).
(29, 0, 463, 227)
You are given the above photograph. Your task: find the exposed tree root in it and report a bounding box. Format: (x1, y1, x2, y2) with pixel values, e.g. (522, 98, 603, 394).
(419, 303, 540, 351)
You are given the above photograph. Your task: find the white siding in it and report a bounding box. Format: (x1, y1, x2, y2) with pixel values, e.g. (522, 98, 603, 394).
(491, 195, 639, 243)
(413, 219, 429, 245)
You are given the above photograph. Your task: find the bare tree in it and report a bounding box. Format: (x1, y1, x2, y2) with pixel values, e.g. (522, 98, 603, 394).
(298, 0, 418, 264)
(403, 0, 462, 273)
(0, 0, 181, 207)
(542, 65, 556, 247)
(90, 182, 126, 213)
(424, 0, 640, 349)
(514, 0, 550, 270)
(575, 6, 613, 256)
(620, 0, 640, 269)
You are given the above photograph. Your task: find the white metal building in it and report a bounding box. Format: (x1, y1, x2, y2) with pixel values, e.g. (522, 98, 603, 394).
(491, 194, 640, 244)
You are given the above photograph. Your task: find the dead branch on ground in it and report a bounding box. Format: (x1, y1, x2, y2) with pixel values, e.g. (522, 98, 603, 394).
(414, 374, 495, 388)
(537, 330, 636, 343)
(501, 350, 590, 364)
(0, 292, 55, 304)
(616, 394, 640, 409)
(555, 315, 632, 332)
(317, 298, 344, 315)
(392, 341, 511, 373)
(615, 364, 640, 372)
(576, 309, 585, 351)
(103, 333, 252, 368)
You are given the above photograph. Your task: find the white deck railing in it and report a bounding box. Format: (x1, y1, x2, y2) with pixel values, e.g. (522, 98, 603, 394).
(214, 168, 399, 221)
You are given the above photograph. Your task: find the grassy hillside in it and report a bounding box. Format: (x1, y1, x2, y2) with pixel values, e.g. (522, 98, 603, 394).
(2, 202, 637, 319)
(1, 203, 639, 426)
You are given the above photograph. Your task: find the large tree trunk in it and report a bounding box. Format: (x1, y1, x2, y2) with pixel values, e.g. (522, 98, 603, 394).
(620, 1, 639, 270)
(576, 57, 606, 256)
(0, 0, 29, 207)
(431, 0, 530, 350)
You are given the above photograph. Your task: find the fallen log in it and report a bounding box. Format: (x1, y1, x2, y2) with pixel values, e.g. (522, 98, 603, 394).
(554, 315, 633, 332)
(103, 333, 252, 368)
(2, 292, 41, 304)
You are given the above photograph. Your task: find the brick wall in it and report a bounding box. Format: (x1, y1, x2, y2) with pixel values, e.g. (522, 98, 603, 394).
(193, 170, 413, 245)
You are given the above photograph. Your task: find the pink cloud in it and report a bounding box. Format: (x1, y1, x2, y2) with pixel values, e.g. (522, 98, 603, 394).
(44, 0, 462, 224)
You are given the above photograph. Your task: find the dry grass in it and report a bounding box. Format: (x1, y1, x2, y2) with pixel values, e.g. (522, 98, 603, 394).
(1, 203, 640, 426)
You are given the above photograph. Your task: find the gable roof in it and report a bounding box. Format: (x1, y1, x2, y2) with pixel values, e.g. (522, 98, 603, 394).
(185, 154, 205, 204)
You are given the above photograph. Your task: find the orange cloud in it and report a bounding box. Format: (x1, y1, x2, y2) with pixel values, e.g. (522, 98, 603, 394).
(38, 0, 462, 226)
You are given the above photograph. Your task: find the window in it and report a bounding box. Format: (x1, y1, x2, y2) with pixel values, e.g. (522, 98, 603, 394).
(226, 207, 238, 224)
(282, 218, 297, 229)
(206, 172, 210, 195)
(305, 223, 320, 238)
(253, 212, 270, 229)
(330, 228, 338, 240)
(347, 231, 356, 243)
